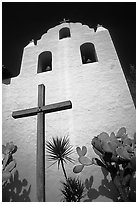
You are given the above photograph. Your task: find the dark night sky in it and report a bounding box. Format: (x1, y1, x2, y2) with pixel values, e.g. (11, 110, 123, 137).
(2, 2, 136, 78)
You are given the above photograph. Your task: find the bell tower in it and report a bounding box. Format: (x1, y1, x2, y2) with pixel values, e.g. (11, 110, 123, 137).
(2, 21, 135, 201)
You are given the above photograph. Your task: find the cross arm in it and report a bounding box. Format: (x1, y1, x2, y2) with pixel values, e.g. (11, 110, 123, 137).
(12, 107, 38, 119)
(41, 100, 72, 114)
(12, 100, 72, 119)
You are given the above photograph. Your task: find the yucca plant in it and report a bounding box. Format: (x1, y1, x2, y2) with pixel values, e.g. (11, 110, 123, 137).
(46, 136, 74, 179)
(61, 177, 85, 202)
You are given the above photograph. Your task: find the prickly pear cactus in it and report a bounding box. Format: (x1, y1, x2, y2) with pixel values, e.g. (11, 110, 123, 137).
(73, 127, 136, 201)
(2, 142, 17, 185)
(73, 146, 93, 173)
(91, 127, 136, 201)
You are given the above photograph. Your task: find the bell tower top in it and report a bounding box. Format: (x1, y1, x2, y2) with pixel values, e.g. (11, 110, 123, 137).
(17, 21, 111, 78)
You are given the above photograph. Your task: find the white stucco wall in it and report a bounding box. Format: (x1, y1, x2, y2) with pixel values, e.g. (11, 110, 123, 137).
(2, 22, 135, 201)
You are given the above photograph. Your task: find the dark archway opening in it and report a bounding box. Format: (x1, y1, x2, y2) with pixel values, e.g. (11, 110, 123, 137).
(80, 43, 98, 64)
(59, 27, 71, 40)
(37, 51, 52, 73)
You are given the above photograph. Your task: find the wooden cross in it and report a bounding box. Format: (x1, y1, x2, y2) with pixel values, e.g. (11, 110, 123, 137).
(12, 84, 72, 202)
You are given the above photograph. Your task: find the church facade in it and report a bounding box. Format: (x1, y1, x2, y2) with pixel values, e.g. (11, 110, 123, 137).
(2, 22, 135, 201)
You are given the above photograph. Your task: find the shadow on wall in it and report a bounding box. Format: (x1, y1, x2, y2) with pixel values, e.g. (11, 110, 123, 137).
(2, 170, 31, 202)
(84, 167, 119, 202)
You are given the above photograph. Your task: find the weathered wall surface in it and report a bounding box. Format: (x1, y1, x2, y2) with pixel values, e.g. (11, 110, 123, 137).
(2, 22, 135, 201)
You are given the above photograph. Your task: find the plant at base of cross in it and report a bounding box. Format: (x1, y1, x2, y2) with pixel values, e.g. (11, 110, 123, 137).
(73, 127, 136, 202)
(60, 177, 86, 202)
(46, 136, 86, 201)
(2, 142, 18, 186)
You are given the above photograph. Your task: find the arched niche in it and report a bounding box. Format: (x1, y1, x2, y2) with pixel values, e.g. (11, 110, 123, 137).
(80, 42, 98, 64)
(37, 51, 52, 73)
(59, 27, 71, 40)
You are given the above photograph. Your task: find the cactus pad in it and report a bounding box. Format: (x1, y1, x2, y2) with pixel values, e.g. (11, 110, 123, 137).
(101, 141, 113, 153)
(76, 146, 87, 157)
(97, 132, 110, 142)
(116, 127, 126, 138)
(78, 156, 93, 166)
(76, 147, 83, 157)
(91, 137, 103, 153)
(82, 146, 87, 156)
(116, 146, 130, 160)
(73, 164, 84, 173)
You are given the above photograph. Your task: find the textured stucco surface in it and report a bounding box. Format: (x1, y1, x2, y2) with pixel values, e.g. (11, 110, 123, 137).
(2, 22, 135, 201)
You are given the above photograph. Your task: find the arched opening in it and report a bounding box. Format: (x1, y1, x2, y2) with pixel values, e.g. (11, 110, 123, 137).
(80, 43, 98, 64)
(59, 27, 71, 40)
(37, 51, 52, 73)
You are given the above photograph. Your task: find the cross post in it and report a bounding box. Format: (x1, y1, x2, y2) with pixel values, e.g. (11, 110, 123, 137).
(12, 84, 72, 202)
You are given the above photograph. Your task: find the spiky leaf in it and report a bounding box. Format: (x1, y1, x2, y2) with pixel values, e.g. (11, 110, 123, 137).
(61, 177, 85, 202)
(46, 136, 74, 167)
